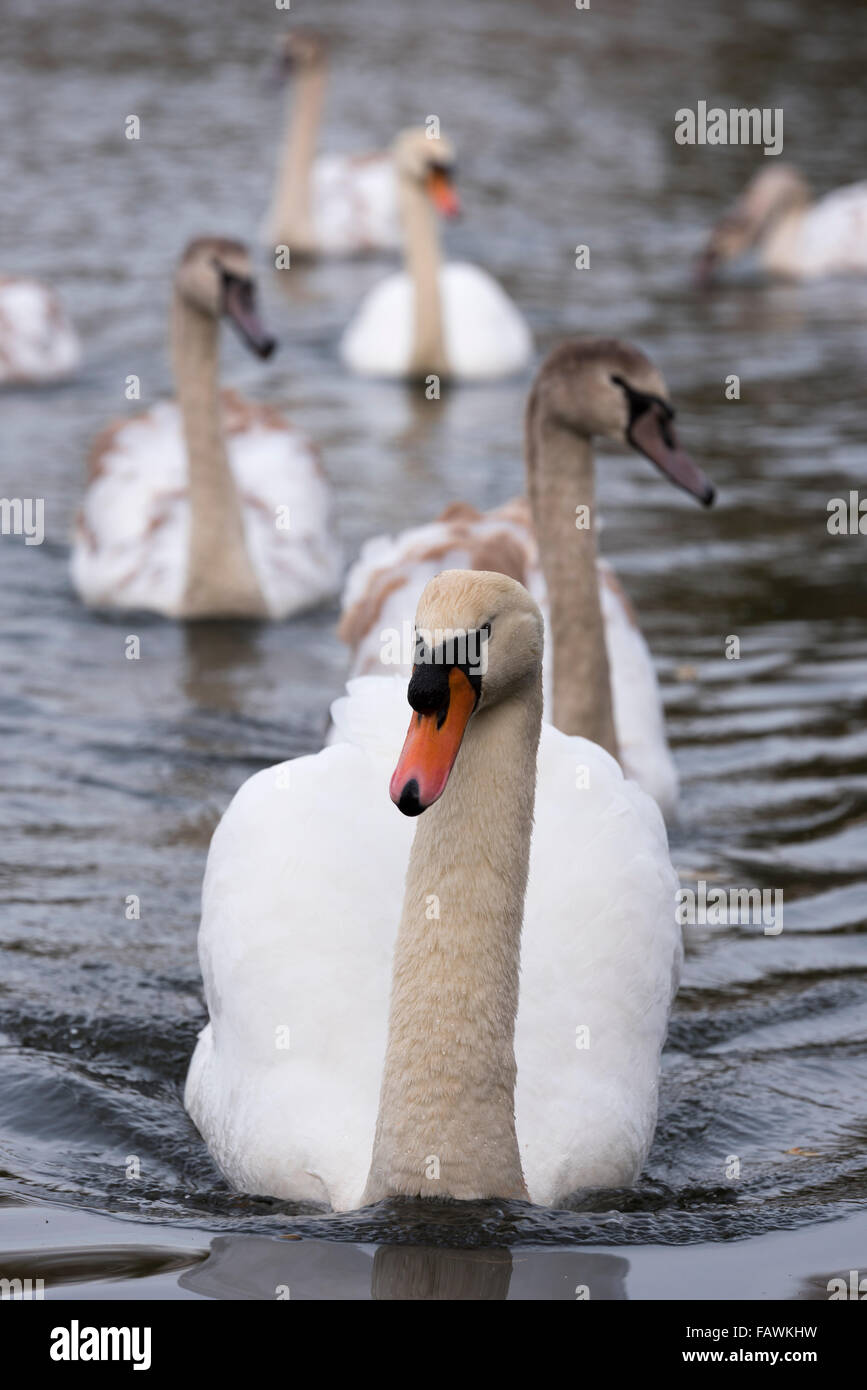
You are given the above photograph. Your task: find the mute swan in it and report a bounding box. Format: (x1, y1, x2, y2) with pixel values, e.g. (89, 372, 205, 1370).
(339, 128, 533, 381)
(697, 165, 867, 283)
(262, 31, 400, 258)
(72, 237, 339, 620)
(0, 276, 80, 384)
(185, 570, 681, 1211)
(338, 339, 716, 816)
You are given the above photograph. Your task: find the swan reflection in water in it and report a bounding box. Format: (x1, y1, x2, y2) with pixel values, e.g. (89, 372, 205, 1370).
(179, 1232, 630, 1301)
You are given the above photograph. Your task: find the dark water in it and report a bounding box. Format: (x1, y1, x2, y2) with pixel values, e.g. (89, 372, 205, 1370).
(1, 0, 866, 1298)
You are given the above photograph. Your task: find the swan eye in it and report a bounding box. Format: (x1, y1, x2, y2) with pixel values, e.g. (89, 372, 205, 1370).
(611, 375, 675, 430)
(479, 621, 492, 640)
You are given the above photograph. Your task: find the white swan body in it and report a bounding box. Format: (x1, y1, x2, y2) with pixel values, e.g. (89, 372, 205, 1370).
(0, 276, 81, 384)
(269, 152, 400, 257)
(338, 502, 679, 816)
(185, 673, 681, 1212)
(73, 237, 339, 620)
(793, 182, 867, 278)
(340, 262, 533, 381)
(339, 128, 532, 382)
(700, 167, 867, 283)
(72, 392, 339, 619)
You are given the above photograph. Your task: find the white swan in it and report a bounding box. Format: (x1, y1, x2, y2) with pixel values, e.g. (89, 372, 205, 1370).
(262, 31, 400, 258)
(338, 339, 716, 816)
(0, 275, 80, 384)
(340, 128, 533, 382)
(697, 165, 867, 283)
(72, 237, 339, 620)
(185, 571, 681, 1212)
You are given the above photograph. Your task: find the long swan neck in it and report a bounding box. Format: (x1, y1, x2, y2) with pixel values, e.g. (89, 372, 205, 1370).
(265, 65, 326, 252)
(525, 397, 619, 758)
(363, 675, 542, 1203)
(171, 292, 266, 618)
(399, 177, 448, 379)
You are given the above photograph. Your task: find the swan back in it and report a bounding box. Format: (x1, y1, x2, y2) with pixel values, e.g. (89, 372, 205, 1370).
(339, 263, 532, 380)
(72, 393, 339, 618)
(309, 153, 401, 255)
(0, 276, 81, 383)
(338, 501, 677, 813)
(800, 182, 867, 276)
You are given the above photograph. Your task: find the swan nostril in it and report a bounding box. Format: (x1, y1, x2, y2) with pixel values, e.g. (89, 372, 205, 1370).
(396, 779, 425, 817)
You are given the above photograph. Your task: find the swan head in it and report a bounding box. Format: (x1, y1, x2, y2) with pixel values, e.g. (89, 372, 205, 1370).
(390, 570, 543, 816)
(273, 30, 328, 78)
(696, 165, 810, 283)
(392, 127, 461, 218)
(175, 237, 277, 359)
(529, 337, 715, 506)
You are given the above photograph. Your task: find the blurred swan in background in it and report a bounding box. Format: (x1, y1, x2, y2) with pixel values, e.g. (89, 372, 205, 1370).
(72, 237, 338, 619)
(340, 128, 533, 382)
(185, 571, 680, 1211)
(339, 339, 716, 817)
(262, 30, 400, 258)
(697, 165, 867, 283)
(0, 276, 80, 384)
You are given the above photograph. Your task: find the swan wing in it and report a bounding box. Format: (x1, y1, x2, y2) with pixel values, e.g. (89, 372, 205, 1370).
(801, 182, 867, 276)
(340, 263, 533, 380)
(71, 402, 190, 614)
(440, 262, 533, 380)
(225, 404, 341, 618)
(516, 726, 681, 1205)
(72, 398, 339, 618)
(338, 508, 676, 811)
(339, 271, 415, 377)
(185, 675, 413, 1211)
(599, 562, 679, 817)
(312, 153, 401, 254)
(0, 277, 80, 384)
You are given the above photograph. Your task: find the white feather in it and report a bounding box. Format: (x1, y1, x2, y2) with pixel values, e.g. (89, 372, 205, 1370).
(185, 674, 681, 1211)
(0, 277, 81, 384)
(308, 154, 401, 256)
(339, 513, 679, 816)
(340, 262, 533, 381)
(71, 400, 340, 618)
(797, 182, 867, 278)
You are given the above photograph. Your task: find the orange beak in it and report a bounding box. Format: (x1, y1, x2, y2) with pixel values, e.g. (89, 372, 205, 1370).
(390, 667, 477, 816)
(426, 167, 461, 219)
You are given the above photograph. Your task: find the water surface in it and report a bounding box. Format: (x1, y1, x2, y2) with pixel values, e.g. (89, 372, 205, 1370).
(1, 0, 865, 1298)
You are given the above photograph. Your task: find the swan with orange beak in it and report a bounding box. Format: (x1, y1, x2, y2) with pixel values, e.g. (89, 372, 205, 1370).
(186, 569, 682, 1210)
(340, 128, 533, 381)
